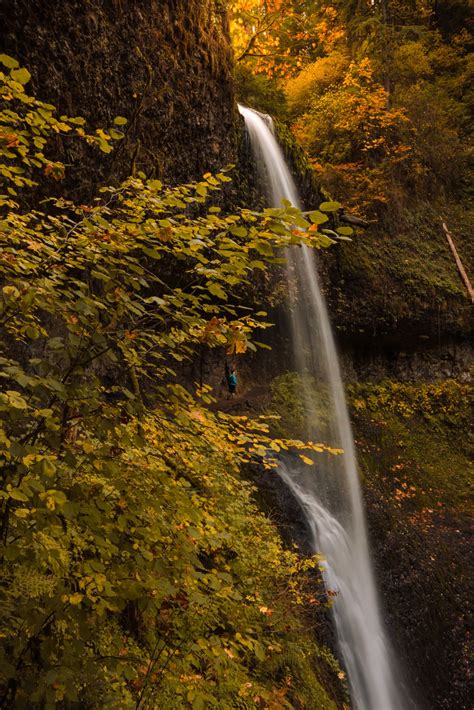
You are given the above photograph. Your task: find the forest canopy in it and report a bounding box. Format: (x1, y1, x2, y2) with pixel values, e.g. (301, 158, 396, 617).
(231, 0, 473, 215)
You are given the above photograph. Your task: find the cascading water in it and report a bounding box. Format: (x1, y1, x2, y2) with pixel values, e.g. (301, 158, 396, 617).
(239, 105, 410, 710)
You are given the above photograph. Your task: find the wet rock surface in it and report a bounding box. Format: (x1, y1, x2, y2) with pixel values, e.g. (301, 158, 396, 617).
(2, 0, 237, 198)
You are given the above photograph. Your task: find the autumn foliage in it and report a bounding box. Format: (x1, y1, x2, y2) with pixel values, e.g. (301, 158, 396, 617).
(0, 57, 345, 707)
(231, 0, 473, 217)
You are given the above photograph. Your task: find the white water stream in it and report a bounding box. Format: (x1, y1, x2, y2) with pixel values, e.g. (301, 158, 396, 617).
(239, 105, 408, 710)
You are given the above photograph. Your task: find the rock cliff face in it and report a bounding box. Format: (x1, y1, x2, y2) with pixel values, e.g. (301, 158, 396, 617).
(1, 0, 237, 196)
(349, 383, 473, 710)
(324, 216, 473, 346)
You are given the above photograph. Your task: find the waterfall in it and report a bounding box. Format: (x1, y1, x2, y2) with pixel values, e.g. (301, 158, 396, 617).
(239, 105, 410, 710)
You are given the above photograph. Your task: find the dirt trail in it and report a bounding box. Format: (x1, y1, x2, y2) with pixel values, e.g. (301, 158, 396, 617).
(211, 384, 271, 415)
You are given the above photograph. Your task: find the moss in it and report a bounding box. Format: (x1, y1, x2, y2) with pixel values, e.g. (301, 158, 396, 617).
(1, 0, 237, 197)
(348, 378, 472, 709)
(328, 199, 474, 339)
(349, 378, 472, 510)
(234, 63, 289, 119)
(266, 372, 309, 438)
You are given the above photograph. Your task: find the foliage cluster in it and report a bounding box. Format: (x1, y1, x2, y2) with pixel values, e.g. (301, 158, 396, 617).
(287, 34, 472, 215)
(0, 60, 343, 707)
(229, 1, 335, 79)
(0, 52, 123, 200)
(291, 56, 412, 214)
(229, 0, 473, 336)
(230, 2, 345, 117)
(349, 378, 473, 430)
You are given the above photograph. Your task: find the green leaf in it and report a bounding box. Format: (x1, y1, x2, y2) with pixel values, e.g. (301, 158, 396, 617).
(108, 128, 124, 140)
(47, 337, 64, 350)
(8, 489, 29, 502)
(319, 234, 336, 246)
(308, 211, 329, 225)
(25, 325, 40, 340)
(39, 459, 56, 476)
(2, 285, 20, 299)
(293, 215, 311, 229)
(254, 240, 273, 257)
(141, 246, 162, 260)
(250, 260, 266, 270)
(229, 225, 247, 238)
(0, 54, 19, 69)
(6, 391, 28, 409)
(97, 138, 113, 154)
(13, 508, 30, 519)
(49, 489, 67, 507)
(319, 201, 341, 212)
(254, 640, 266, 661)
(208, 283, 226, 300)
(68, 593, 84, 605)
(336, 226, 354, 236)
(10, 68, 31, 85)
(68, 116, 86, 125)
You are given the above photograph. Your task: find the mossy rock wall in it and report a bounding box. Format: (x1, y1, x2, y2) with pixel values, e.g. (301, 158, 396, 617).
(323, 204, 474, 345)
(2, 0, 237, 197)
(349, 380, 472, 710)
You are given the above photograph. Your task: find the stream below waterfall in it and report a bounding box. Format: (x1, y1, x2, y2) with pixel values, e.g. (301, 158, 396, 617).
(239, 104, 415, 710)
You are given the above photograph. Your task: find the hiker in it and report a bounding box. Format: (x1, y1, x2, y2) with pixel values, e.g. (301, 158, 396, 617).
(225, 362, 237, 397)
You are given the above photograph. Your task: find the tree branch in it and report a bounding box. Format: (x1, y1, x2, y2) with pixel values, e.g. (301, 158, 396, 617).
(441, 219, 474, 303)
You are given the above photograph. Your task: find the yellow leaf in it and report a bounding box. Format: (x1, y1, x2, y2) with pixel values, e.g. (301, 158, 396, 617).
(68, 593, 84, 605)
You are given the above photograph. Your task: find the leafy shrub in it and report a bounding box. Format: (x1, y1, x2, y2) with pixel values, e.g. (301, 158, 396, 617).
(0, 58, 341, 707)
